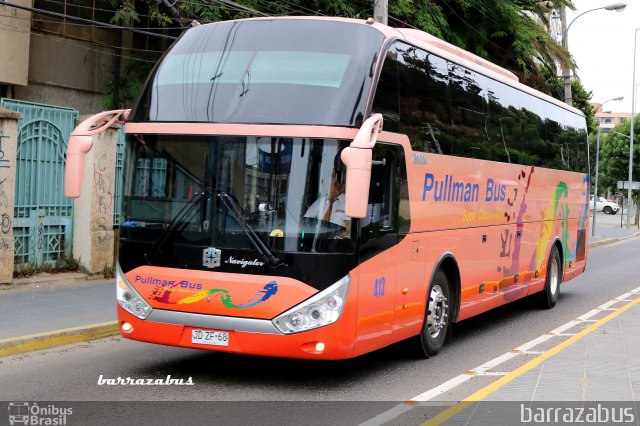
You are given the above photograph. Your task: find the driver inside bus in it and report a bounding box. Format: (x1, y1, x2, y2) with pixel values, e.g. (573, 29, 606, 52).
(304, 171, 351, 237)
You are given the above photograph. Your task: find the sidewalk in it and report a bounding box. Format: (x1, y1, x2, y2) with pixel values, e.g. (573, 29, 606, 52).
(0, 275, 117, 356)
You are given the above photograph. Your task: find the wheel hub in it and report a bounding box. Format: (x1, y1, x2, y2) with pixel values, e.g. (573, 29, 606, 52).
(427, 285, 448, 338)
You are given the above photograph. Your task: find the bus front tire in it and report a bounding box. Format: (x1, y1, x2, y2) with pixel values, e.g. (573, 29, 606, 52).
(418, 270, 451, 358)
(539, 245, 561, 309)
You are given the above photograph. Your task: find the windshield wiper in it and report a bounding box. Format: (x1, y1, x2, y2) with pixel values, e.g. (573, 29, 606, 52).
(145, 191, 207, 264)
(218, 192, 284, 268)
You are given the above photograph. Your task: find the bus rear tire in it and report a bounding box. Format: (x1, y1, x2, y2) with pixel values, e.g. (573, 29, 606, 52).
(417, 269, 451, 358)
(539, 245, 561, 309)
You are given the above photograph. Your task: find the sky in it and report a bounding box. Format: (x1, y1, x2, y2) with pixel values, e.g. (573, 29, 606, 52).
(565, 0, 639, 113)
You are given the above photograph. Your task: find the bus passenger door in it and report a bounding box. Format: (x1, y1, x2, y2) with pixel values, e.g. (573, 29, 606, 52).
(353, 143, 406, 356)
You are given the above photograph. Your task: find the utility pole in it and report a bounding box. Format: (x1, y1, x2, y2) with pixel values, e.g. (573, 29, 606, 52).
(560, 5, 572, 106)
(373, 0, 388, 25)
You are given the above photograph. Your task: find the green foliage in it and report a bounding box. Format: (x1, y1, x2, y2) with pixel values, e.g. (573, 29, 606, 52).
(598, 119, 640, 196)
(570, 80, 597, 134)
(102, 264, 116, 279)
(102, 52, 160, 109)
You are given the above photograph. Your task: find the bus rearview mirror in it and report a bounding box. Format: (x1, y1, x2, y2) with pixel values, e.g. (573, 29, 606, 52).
(341, 113, 383, 218)
(341, 147, 372, 218)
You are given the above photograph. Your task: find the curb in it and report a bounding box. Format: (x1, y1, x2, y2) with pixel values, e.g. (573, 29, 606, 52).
(589, 231, 640, 249)
(0, 321, 119, 358)
(11, 272, 106, 288)
(589, 238, 618, 248)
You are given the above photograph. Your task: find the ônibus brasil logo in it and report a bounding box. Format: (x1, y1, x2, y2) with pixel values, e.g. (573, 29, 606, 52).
(8, 402, 72, 425)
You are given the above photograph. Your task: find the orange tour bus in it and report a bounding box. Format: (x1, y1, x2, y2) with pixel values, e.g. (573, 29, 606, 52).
(64, 16, 589, 360)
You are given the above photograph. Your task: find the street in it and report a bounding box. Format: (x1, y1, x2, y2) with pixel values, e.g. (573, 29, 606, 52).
(1, 232, 639, 409)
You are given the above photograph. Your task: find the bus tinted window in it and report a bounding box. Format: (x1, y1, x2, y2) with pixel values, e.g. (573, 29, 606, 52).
(396, 44, 450, 153)
(487, 79, 522, 164)
(372, 41, 587, 173)
(446, 63, 489, 159)
(372, 50, 400, 132)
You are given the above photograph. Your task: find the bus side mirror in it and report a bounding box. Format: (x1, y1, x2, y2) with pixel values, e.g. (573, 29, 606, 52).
(64, 135, 93, 198)
(340, 114, 383, 218)
(64, 109, 130, 198)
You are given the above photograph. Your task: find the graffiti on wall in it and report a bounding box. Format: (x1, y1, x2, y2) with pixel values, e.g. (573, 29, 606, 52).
(94, 154, 113, 231)
(0, 131, 11, 251)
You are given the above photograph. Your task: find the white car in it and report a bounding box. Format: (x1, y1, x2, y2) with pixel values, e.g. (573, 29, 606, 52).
(590, 196, 619, 215)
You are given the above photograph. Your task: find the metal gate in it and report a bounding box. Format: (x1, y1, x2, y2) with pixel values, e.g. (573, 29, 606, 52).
(0, 99, 78, 269)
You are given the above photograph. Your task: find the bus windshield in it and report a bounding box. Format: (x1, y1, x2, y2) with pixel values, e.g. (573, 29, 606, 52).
(121, 134, 355, 271)
(132, 19, 384, 126)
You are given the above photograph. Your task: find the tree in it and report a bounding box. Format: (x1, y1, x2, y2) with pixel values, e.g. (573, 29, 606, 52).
(598, 120, 640, 197)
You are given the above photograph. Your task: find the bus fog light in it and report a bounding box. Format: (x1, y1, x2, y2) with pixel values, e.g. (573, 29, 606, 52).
(273, 275, 350, 334)
(315, 342, 325, 352)
(116, 265, 152, 320)
(121, 322, 133, 333)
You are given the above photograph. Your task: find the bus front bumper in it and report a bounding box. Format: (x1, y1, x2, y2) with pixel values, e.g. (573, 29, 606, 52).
(117, 305, 357, 360)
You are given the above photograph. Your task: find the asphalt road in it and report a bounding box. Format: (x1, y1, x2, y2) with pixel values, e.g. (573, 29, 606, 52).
(1, 237, 639, 416)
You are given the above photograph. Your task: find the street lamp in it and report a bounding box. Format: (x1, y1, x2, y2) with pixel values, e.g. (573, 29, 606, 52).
(627, 28, 639, 229)
(562, 3, 627, 105)
(593, 96, 623, 237)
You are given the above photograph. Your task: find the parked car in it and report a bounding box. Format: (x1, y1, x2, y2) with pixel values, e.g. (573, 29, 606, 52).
(590, 196, 619, 215)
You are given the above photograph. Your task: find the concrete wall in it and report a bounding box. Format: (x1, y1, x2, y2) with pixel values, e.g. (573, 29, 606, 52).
(13, 34, 113, 115)
(14, 84, 103, 116)
(0, 108, 21, 284)
(0, 0, 32, 86)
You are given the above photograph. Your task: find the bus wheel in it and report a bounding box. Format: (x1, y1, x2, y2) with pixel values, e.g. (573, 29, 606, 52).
(419, 270, 450, 357)
(539, 245, 561, 309)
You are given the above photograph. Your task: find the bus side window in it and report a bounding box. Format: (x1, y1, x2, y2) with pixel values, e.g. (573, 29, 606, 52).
(371, 49, 400, 133)
(360, 143, 409, 259)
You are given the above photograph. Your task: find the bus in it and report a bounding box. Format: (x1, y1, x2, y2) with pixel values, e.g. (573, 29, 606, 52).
(64, 17, 589, 360)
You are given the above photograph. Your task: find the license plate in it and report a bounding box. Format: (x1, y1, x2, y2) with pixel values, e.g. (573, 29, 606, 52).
(191, 329, 229, 347)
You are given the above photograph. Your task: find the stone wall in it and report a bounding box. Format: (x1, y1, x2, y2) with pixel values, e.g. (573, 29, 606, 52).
(0, 108, 21, 284)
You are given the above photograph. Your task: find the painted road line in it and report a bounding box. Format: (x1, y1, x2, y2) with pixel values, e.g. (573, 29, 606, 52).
(0, 321, 119, 357)
(549, 319, 580, 334)
(615, 292, 634, 301)
(468, 352, 518, 374)
(357, 402, 417, 426)
(598, 299, 619, 309)
(513, 334, 553, 352)
(412, 375, 473, 402)
(422, 296, 640, 426)
(576, 309, 601, 321)
(474, 372, 507, 376)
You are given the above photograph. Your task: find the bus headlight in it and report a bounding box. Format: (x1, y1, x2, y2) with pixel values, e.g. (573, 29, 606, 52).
(116, 265, 152, 320)
(273, 275, 350, 334)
